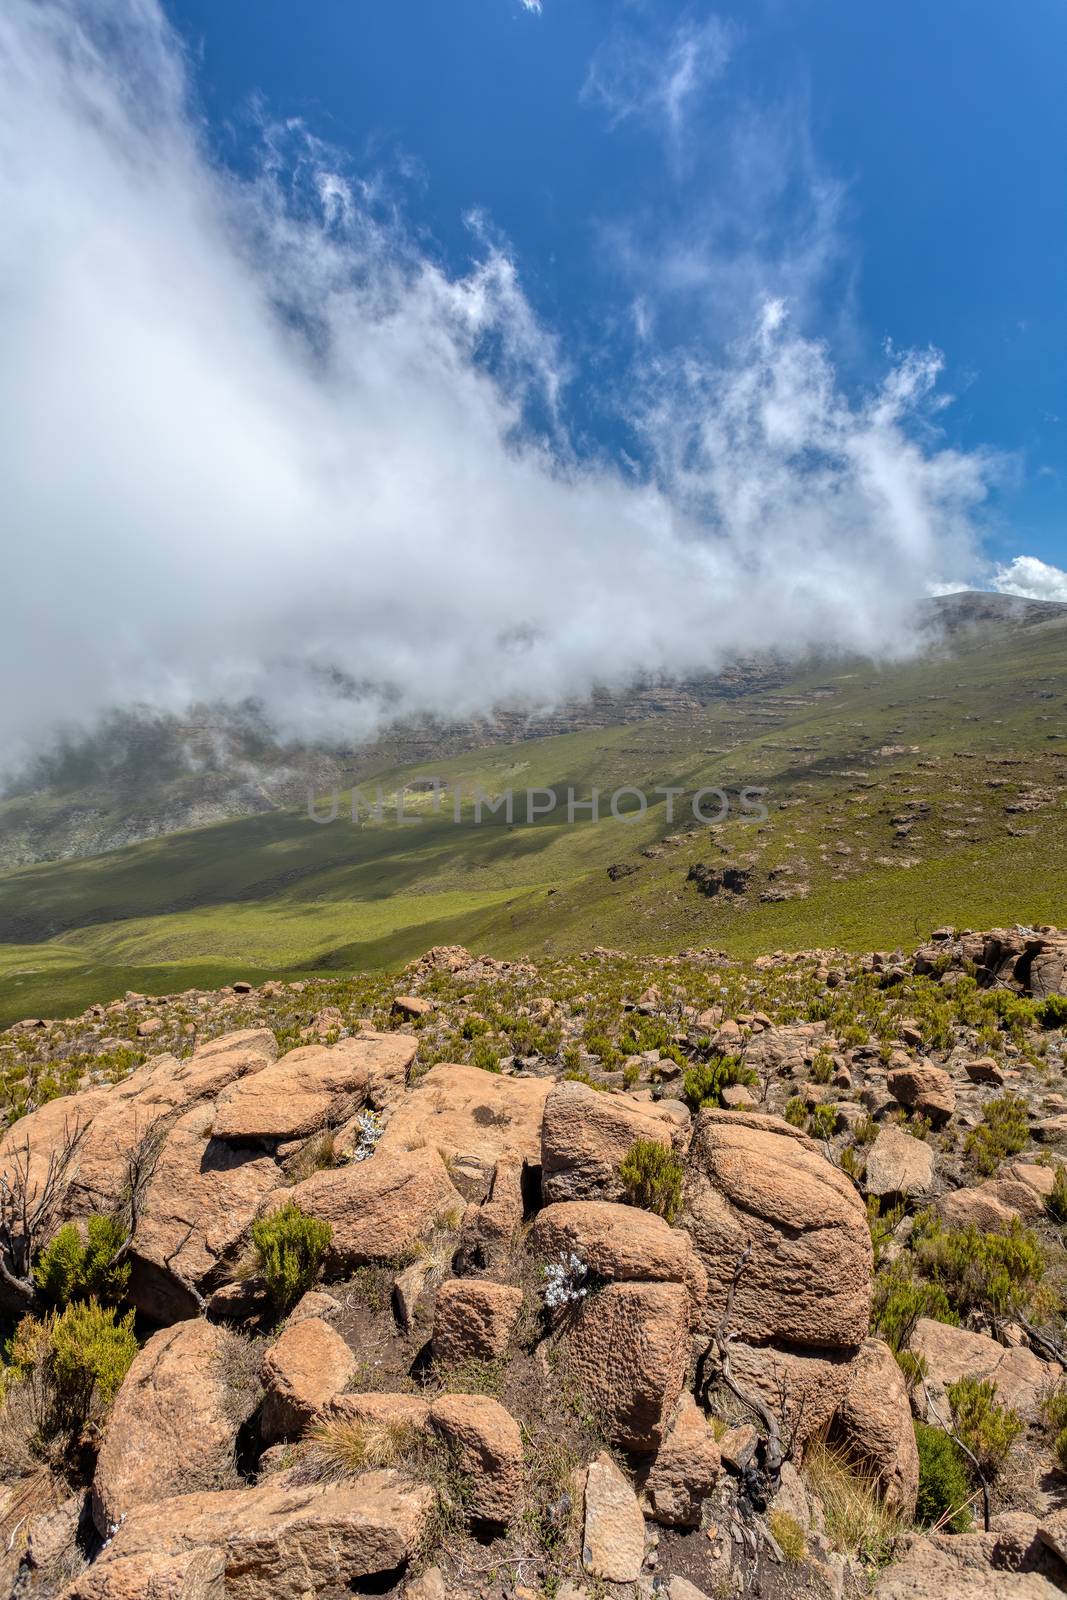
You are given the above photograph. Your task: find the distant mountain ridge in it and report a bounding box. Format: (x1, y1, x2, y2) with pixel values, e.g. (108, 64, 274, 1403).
(2, 591, 1064, 868)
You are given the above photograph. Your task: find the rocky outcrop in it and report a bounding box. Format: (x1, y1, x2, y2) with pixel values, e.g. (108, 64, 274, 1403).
(260, 1316, 358, 1442)
(427, 1394, 523, 1523)
(92, 1319, 258, 1536)
(560, 1279, 690, 1453)
(643, 1394, 721, 1528)
(910, 1318, 1058, 1415)
(886, 1062, 956, 1125)
(377, 1062, 551, 1189)
(681, 1110, 872, 1346)
(541, 1080, 681, 1204)
(71, 1474, 433, 1599)
(273, 1147, 464, 1271)
(865, 1123, 936, 1199)
(432, 1279, 523, 1364)
(583, 1453, 645, 1582)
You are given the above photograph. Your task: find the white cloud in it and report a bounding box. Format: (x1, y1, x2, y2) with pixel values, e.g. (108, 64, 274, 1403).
(0, 0, 994, 765)
(583, 13, 735, 143)
(991, 556, 1067, 603)
(520, 0, 543, 13)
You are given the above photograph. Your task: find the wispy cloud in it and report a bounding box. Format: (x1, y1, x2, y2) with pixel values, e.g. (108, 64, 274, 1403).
(992, 555, 1067, 602)
(519, 0, 543, 14)
(0, 0, 994, 764)
(583, 12, 735, 143)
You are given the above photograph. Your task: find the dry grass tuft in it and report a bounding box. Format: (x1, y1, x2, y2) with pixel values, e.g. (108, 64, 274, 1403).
(303, 1415, 423, 1479)
(803, 1440, 908, 1568)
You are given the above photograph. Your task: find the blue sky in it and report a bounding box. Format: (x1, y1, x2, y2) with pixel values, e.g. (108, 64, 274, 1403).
(2, 0, 1065, 753)
(170, 0, 1066, 572)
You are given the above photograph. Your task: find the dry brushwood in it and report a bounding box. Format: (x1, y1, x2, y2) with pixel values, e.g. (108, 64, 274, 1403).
(697, 1243, 786, 1492)
(0, 1117, 88, 1313)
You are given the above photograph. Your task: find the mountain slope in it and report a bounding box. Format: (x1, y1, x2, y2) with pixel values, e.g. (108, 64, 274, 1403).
(0, 600, 1064, 1024)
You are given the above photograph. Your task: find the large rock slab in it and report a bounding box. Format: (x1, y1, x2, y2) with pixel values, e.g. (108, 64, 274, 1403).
(643, 1394, 721, 1528)
(529, 1200, 706, 1309)
(728, 1340, 857, 1453)
(261, 1317, 358, 1442)
(865, 1124, 936, 1199)
(92, 1320, 258, 1536)
(937, 1179, 1044, 1230)
(541, 1080, 681, 1204)
(428, 1394, 523, 1523)
(0, 1030, 278, 1230)
(561, 1279, 689, 1453)
(274, 1148, 464, 1271)
(59, 1545, 227, 1598)
(681, 1110, 872, 1346)
(79, 1474, 433, 1600)
(129, 1108, 281, 1322)
(829, 1338, 919, 1515)
(910, 1318, 1057, 1415)
(873, 1530, 1064, 1598)
(432, 1279, 523, 1364)
(212, 1042, 370, 1141)
(886, 1062, 956, 1126)
(377, 1063, 551, 1175)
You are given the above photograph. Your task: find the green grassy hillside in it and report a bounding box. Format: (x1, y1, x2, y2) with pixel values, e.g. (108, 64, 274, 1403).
(1, 614, 1065, 1024)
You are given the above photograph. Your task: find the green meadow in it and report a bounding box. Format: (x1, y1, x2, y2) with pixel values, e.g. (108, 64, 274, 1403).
(1, 618, 1064, 1025)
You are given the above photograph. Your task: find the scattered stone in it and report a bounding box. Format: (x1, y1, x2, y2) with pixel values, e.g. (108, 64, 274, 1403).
(583, 1453, 645, 1582)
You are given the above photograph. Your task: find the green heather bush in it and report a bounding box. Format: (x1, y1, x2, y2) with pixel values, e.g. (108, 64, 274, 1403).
(618, 1139, 684, 1223)
(914, 1422, 973, 1532)
(251, 1202, 333, 1313)
(866, 1197, 904, 1266)
(785, 1096, 808, 1128)
(811, 1049, 834, 1084)
(682, 1055, 757, 1110)
(871, 1260, 958, 1354)
(1047, 1165, 1067, 1225)
(1037, 995, 1067, 1030)
(913, 1215, 1045, 1322)
(34, 1216, 129, 1308)
(808, 1104, 837, 1141)
(947, 1376, 1022, 1476)
(964, 1094, 1029, 1176)
(1039, 1385, 1067, 1472)
(7, 1300, 139, 1441)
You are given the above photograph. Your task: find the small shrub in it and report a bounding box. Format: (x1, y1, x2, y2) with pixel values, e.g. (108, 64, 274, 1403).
(964, 1094, 1029, 1177)
(866, 1196, 904, 1265)
(840, 1145, 864, 1182)
(811, 1049, 834, 1085)
(913, 1215, 1045, 1322)
(947, 1376, 1022, 1476)
(1047, 1165, 1067, 1225)
(871, 1261, 958, 1353)
(7, 1299, 140, 1441)
(785, 1096, 808, 1128)
(768, 1509, 806, 1563)
(1040, 1384, 1067, 1472)
(808, 1104, 837, 1141)
(251, 1202, 333, 1314)
(854, 1114, 879, 1146)
(34, 1215, 130, 1308)
(1037, 994, 1067, 1029)
(683, 1055, 758, 1110)
(618, 1139, 684, 1223)
(914, 1422, 973, 1532)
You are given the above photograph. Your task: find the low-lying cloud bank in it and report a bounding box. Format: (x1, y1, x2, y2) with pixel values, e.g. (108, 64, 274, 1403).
(1, 0, 997, 766)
